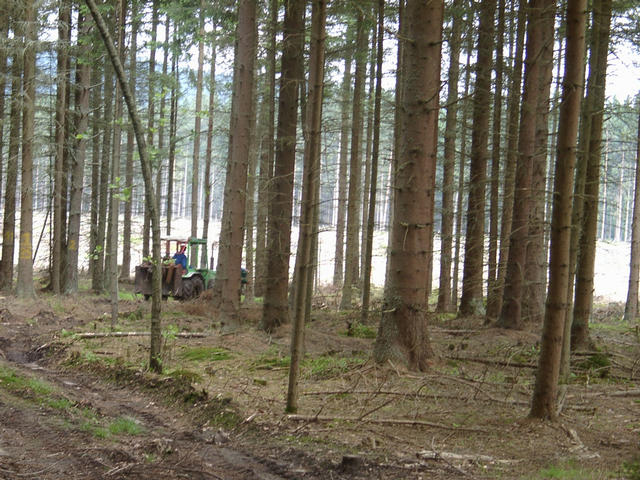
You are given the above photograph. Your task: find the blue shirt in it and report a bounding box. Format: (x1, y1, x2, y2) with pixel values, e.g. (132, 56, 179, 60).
(173, 252, 187, 270)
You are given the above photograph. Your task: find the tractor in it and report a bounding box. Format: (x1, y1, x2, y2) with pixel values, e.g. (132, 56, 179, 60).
(134, 237, 246, 301)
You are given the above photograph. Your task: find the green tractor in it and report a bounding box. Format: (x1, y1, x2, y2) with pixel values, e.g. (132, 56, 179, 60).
(134, 237, 246, 301)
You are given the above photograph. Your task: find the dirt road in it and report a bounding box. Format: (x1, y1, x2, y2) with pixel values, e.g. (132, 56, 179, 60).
(0, 302, 423, 480)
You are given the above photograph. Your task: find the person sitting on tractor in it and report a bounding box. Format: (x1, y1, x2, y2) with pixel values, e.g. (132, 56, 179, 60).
(173, 245, 187, 273)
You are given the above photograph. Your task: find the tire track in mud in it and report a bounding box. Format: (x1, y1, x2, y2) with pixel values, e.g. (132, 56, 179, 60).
(0, 316, 300, 480)
(0, 303, 426, 479)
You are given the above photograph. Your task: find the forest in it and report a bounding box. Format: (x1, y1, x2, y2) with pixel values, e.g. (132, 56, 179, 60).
(0, 0, 639, 478)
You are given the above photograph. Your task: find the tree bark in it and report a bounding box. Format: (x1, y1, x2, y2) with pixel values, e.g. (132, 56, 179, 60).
(260, 0, 304, 332)
(498, 0, 553, 329)
(360, 24, 377, 284)
(93, 57, 113, 293)
(16, 0, 37, 298)
(85, 0, 163, 372)
(243, 52, 259, 303)
(120, 0, 138, 280)
(108, 0, 126, 326)
(436, 0, 463, 313)
(287, 0, 326, 413)
(191, 1, 206, 240)
(362, 0, 385, 323)
(332, 46, 353, 288)
(459, 0, 497, 316)
(374, 0, 443, 371)
(142, 0, 159, 259)
(254, 0, 278, 298)
(486, 0, 505, 311)
(154, 13, 170, 238)
(0, 30, 22, 292)
(563, 0, 605, 369)
(52, 0, 70, 294)
(88, 68, 102, 282)
(530, 0, 587, 420)
(66, 10, 91, 294)
(213, 0, 257, 327)
(485, 2, 527, 321)
(623, 101, 640, 323)
(452, 22, 475, 307)
(166, 54, 178, 235)
(572, 0, 612, 349)
(523, 1, 556, 325)
(340, 11, 369, 310)
(0, 12, 7, 207)
(202, 42, 217, 270)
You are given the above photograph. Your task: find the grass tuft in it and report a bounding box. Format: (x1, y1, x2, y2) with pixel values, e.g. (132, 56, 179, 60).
(108, 416, 144, 436)
(178, 346, 231, 362)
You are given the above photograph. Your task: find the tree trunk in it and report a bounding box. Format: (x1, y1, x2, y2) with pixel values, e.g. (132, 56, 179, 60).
(485, 1, 526, 321)
(260, 0, 304, 332)
(373, 0, 443, 371)
(362, 0, 385, 323)
(0, 38, 22, 292)
(154, 14, 170, 235)
(436, 0, 463, 313)
(202, 42, 216, 270)
(340, 12, 369, 310)
(0, 12, 7, 207)
(85, 0, 163, 373)
(120, 0, 138, 280)
(52, 0, 70, 294)
(572, 0, 612, 349)
(166, 54, 178, 235)
(243, 59, 259, 303)
(88, 70, 102, 281)
(623, 101, 640, 323)
(108, 0, 126, 326)
(486, 0, 505, 310)
(615, 162, 624, 242)
(16, 0, 37, 298)
(523, 1, 556, 325)
(498, 0, 553, 329)
(191, 2, 205, 239)
(544, 31, 565, 258)
(213, 0, 257, 328)
(563, 0, 606, 371)
(530, 0, 587, 420)
(360, 25, 377, 284)
(93, 58, 113, 293)
(66, 10, 91, 294)
(287, 0, 326, 413)
(59, 13, 73, 287)
(452, 23, 475, 307)
(459, 0, 497, 316)
(142, 0, 159, 259)
(332, 47, 353, 288)
(599, 146, 608, 240)
(254, 0, 278, 298)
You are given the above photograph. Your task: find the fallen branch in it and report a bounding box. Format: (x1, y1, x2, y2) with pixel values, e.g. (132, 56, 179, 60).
(570, 389, 640, 398)
(302, 389, 531, 406)
(287, 414, 487, 433)
(446, 355, 537, 369)
(72, 331, 209, 339)
(583, 389, 640, 398)
(432, 328, 479, 335)
(418, 449, 520, 465)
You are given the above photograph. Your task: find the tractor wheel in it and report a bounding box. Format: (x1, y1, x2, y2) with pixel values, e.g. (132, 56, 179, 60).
(192, 276, 204, 298)
(181, 278, 194, 300)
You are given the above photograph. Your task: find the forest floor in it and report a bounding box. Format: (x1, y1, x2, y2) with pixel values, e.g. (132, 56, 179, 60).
(0, 279, 638, 479)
